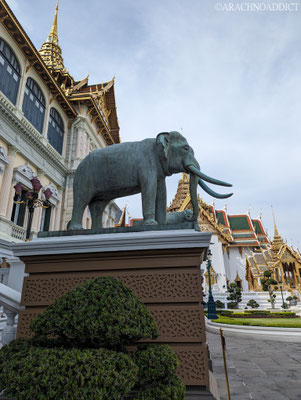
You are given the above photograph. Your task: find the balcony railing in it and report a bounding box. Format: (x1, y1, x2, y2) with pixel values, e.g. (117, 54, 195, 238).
(11, 224, 26, 241)
(0, 217, 26, 242)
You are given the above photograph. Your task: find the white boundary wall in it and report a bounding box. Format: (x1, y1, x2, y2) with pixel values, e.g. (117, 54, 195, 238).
(208, 290, 291, 309)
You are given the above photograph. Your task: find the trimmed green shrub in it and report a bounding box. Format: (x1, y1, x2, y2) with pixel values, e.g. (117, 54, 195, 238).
(134, 344, 178, 384)
(245, 310, 270, 315)
(230, 313, 246, 317)
(247, 299, 260, 309)
(132, 375, 185, 400)
(30, 276, 158, 347)
(218, 310, 233, 316)
(0, 339, 138, 400)
(215, 300, 225, 309)
(227, 301, 238, 309)
(270, 312, 297, 318)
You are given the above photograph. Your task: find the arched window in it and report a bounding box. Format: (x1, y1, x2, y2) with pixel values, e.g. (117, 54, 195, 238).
(0, 38, 21, 105)
(11, 188, 27, 227)
(22, 77, 45, 133)
(47, 108, 64, 154)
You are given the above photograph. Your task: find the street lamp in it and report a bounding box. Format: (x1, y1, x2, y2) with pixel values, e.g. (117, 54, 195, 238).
(14, 178, 52, 241)
(206, 248, 218, 320)
(279, 285, 286, 309)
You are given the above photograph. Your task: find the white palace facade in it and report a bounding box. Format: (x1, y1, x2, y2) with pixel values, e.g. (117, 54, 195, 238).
(0, 0, 121, 248)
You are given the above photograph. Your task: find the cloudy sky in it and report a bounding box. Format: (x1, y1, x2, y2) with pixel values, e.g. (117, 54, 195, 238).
(6, 0, 301, 245)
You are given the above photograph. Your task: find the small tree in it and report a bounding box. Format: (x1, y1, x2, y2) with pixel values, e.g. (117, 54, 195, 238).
(261, 270, 278, 309)
(215, 300, 225, 309)
(247, 299, 260, 309)
(286, 296, 293, 306)
(226, 283, 242, 309)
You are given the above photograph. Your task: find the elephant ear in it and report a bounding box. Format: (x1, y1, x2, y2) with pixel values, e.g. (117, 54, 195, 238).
(156, 132, 170, 160)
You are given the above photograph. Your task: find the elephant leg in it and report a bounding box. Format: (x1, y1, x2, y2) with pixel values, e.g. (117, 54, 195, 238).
(155, 178, 167, 224)
(68, 196, 88, 230)
(89, 200, 108, 230)
(141, 179, 158, 225)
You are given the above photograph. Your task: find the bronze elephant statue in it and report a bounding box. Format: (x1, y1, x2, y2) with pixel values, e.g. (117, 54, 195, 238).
(68, 131, 232, 230)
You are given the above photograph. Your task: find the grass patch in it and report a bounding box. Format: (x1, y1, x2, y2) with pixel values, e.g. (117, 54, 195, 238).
(212, 316, 301, 328)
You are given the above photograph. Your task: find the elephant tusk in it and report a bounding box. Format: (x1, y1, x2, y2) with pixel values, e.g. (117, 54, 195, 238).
(198, 178, 233, 199)
(186, 165, 233, 187)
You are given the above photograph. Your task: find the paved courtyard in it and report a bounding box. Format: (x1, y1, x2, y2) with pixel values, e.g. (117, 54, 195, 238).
(207, 332, 301, 400)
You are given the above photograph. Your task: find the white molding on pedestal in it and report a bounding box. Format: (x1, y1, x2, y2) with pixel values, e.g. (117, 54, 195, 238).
(12, 230, 212, 257)
(0, 238, 13, 259)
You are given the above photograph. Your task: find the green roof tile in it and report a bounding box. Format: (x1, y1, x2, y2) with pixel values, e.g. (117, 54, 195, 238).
(228, 216, 250, 231)
(215, 211, 226, 226)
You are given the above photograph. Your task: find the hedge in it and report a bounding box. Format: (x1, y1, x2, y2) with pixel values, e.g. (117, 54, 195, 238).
(217, 310, 233, 316)
(1, 277, 186, 399)
(230, 311, 297, 319)
(245, 310, 270, 315)
(134, 344, 178, 384)
(30, 276, 159, 347)
(0, 339, 138, 400)
(131, 375, 185, 400)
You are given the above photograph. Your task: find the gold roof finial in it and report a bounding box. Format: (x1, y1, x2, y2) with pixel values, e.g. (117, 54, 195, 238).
(39, 1, 73, 86)
(271, 206, 284, 254)
(272, 205, 279, 236)
(48, 0, 59, 45)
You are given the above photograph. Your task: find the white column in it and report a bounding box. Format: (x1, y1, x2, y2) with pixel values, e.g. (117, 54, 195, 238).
(76, 128, 82, 158)
(31, 203, 42, 233)
(0, 146, 17, 217)
(54, 192, 62, 231)
(6, 256, 26, 292)
(31, 170, 45, 232)
(2, 310, 17, 345)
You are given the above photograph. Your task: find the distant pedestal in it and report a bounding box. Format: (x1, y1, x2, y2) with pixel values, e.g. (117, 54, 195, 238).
(13, 229, 211, 388)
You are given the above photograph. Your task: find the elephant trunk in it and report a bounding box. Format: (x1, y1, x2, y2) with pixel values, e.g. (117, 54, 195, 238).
(189, 173, 199, 221)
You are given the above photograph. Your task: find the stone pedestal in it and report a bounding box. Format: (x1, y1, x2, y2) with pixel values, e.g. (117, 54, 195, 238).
(13, 229, 211, 389)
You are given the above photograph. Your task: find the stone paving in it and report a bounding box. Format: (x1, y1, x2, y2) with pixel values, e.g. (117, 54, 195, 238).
(207, 332, 301, 400)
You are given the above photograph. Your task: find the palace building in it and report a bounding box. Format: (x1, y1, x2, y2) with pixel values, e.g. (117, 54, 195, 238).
(169, 174, 300, 298)
(0, 0, 121, 246)
(245, 217, 301, 295)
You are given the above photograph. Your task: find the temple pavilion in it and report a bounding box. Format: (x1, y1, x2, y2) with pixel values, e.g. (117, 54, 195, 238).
(169, 174, 300, 296)
(245, 216, 301, 295)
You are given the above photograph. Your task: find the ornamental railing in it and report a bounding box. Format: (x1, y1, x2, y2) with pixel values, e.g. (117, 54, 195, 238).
(11, 224, 26, 241)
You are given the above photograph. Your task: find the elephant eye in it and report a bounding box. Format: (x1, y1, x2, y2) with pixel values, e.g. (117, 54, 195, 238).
(184, 146, 189, 151)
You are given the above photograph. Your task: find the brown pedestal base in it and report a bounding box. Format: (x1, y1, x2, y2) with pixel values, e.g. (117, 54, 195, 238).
(14, 229, 211, 389)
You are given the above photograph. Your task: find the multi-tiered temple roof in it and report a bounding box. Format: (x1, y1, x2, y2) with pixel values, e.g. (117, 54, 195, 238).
(38, 1, 120, 145)
(169, 174, 269, 248)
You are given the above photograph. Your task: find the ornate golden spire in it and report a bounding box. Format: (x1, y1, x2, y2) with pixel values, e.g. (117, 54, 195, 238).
(167, 173, 190, 213)
(271, 207, 284, 253)
(48, 0, 59, 45)
(39, 1, 73, 87)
